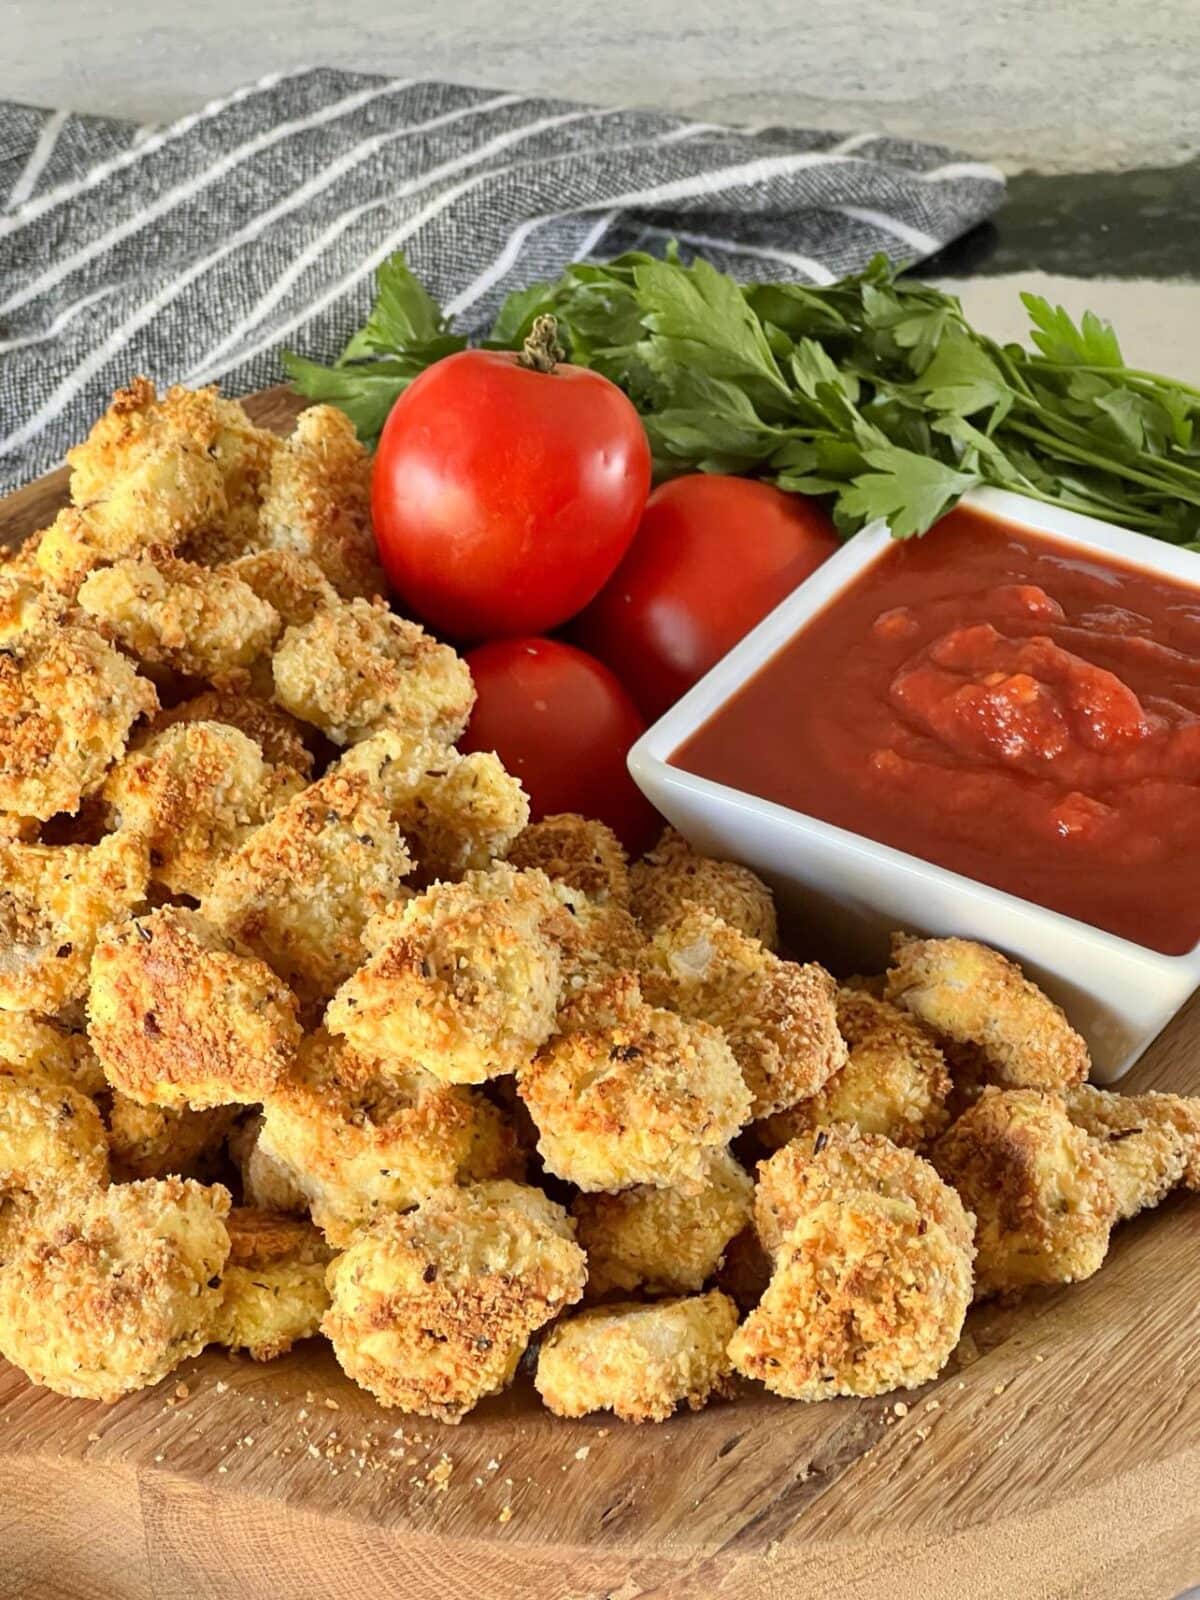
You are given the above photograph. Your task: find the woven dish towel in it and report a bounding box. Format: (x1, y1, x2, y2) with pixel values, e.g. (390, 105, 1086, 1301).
(0, 67, 1005, 493)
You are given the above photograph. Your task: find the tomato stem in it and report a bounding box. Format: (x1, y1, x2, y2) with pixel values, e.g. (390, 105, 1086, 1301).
(519, 314, 564, 373)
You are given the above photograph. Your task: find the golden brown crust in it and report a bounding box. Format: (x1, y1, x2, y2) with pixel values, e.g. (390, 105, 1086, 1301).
(630, 829, 777, 949)
(222, 549, 338, 628)
(1064, 1083, 1200, 1215)
(0, 1013, 106, 1095)
(0, 1077, 110, 1214)
(638, 908, 846, 1119)
(141, 679, 315, 777)
(536, 1292, 739, 1423)
(106, 1094, 237, 1182)
(323, 1181, 586, 1421)
(886, 935, 1090, 1092)
(506, 814, 631, 906)
(209, 1206, 333, 1361)
(87, 907, 302, 1110)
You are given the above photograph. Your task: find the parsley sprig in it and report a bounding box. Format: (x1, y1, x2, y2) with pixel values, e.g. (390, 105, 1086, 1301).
(284, 250, 1200, 546)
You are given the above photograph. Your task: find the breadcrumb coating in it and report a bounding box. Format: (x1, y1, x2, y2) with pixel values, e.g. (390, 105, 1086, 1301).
(88, 907, 302, 1110)
(0, 833, 150, 1015)
(638, 908, 846, 1119)
(0, 1176, 230, 1401)
(103, 721, 304, 898)
(0, 562, 66, 643)
(630, 829, 778, 949)
(573, 1149, 753, 1297)
(107, 1094, 236, 1182)
(545, 885, 644, 996)
(328, 867, 564, 1084)
(272, 598, 474, 747)
(258, 405, 386, 601)
(933, 1088, 1113, 1296)
(323, 1181, 586, 1421)
(78, 551, 280, 681)
(506, 814, 631, 906)
(886, 935, 1089, 1092)
(1064, 1083, 1200, 1216)
(1, 1078, 110, 1217)
(210, 1206, 332, 1361)
(201, 770, 413, 1007)
(227, 1113, 310, 1215)
(518, 971, 751, 1191)
(338, 728, 529, 883)
(184, 396, 283, 563)
(141, 679, 315, 776)
(258, 1029, 520, 1245)
(0, 621, 158, 819)
(536, 1291, 739, 1423)
(0, 1012, 105, 1094)
(756, 988, 952, 1152)
(223, 549, 338, 628)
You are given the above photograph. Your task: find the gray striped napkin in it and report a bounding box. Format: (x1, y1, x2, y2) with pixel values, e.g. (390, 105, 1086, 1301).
(0, 67, 1005, 495)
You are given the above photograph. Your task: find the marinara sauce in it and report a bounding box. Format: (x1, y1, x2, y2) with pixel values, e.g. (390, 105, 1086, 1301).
(672, 507, 1200, 955)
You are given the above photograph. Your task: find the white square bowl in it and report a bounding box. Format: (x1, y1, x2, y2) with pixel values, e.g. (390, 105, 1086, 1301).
(627, 487, 1200, 1083)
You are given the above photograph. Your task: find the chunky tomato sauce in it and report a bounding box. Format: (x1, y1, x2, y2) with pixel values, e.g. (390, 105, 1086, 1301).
(672, 508, 1200, 955)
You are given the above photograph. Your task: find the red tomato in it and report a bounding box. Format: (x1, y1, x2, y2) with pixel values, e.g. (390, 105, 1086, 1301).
(575, 475, 840, 720)
(461, 637, 659, 854)
(371, 338, 651, 641)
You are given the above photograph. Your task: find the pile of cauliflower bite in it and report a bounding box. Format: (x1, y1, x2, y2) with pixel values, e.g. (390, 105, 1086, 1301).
(1, 381, 1198, 1427)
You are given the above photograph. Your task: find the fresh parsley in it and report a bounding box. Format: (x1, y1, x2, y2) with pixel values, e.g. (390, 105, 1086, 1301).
(283, 250, 1200, 547)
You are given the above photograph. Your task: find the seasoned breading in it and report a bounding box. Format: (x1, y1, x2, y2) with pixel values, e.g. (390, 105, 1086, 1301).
(337, 728, 529, 883)
(0, 621, 158, 819)
(0, 833, 150, 1015)
(107, 1094, 237, 1182)
(223, 549, 338, 628)
(1064, 1083, 1200, 1216)
(630, 828, 778, 949)
(517, 971, 751, 1191)
(0, 563, 66, 643)
(506, 814, 631, 906)
(933, 1088, 1114, 1296)
(258, 1029, 521, 1245)
(77, 551, 280, 680)
(327, 867, 564, 1084)
(209, 1206, 332, 1361)
(103, 721, 304, 898)
(536, 1291, 739, 1423)
(228, 1113, 310, 1215)
(88, 907, 302, 1110)
(886, 935, 1089, 1092)
(0, 1013, 106, 1094)
(141, 680, 315, 777)
(184, 396, 283, 563)
(573, 1149, 753, 1297)
(272, 598, 474, 747)
(323, 1181, 587, 1421)
(638, 908, 846, 1119)
(755, 988, 952, 1152)
(0, 1176, 230, 1401)
(258, 405, 386, 600)
(200, 771, 413, 1007)
(729, 1184, 973, 1400)
(545, 885, 644, 996)
(1, 1078, 110, 1217)
(754, 1126, 975, 1262)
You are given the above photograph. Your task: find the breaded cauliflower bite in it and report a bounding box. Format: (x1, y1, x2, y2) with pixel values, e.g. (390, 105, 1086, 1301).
(223, 549, 337, 628)
(258, 405, 386, 601)
(536, 1291, 739, 1423)
(337, 728, 529, 883)
(0, 833, 149, 1015)
(573, 1149, 753, 1297)
(323, 1181, 587, 1422)
(518, 972, 751, 1191)
(77, 551, 280, 681)
(107, 1095, 236, 1182)
(258, 1029, 520, 1245)
(1064, 1084, 1200, 1218)
(630, 829, 778, 949)
(886, 935, 1089, 1092)
(1, 1078, 110, 1219)
(0, 622, 157, 819)
(228, 1113, 310, 1215)
(272, 598, 475, 748)
(0, 1013, 105, 1094)
(638, 908, 846, 1119)
(141, 680, 315, 777)
(756, 987, 952, 1152)
(933, 1088, 1114, 1297)
(88, 907, 302, 1110)
(201, 771, 413, 1007)
(185, 395, 283, 563)
(506, 814, 631, 906)
(0, 1177, 230, 1401)
(209, 1207, 332, 1361)
(327, 868, 564, 1084)
(103, 721, 303, 898)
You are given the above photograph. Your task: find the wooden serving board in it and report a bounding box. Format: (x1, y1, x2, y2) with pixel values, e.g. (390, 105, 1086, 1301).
(2, 389, 1198, 1600)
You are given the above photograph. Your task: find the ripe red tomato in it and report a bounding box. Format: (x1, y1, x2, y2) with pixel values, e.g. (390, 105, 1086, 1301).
(371, 335, 651, 641)
(460, 637, 659, 854)
(574, 475, 840, 720)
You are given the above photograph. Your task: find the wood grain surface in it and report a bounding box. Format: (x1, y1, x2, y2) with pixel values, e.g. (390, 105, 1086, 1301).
(2, 388, 1198, 1600)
